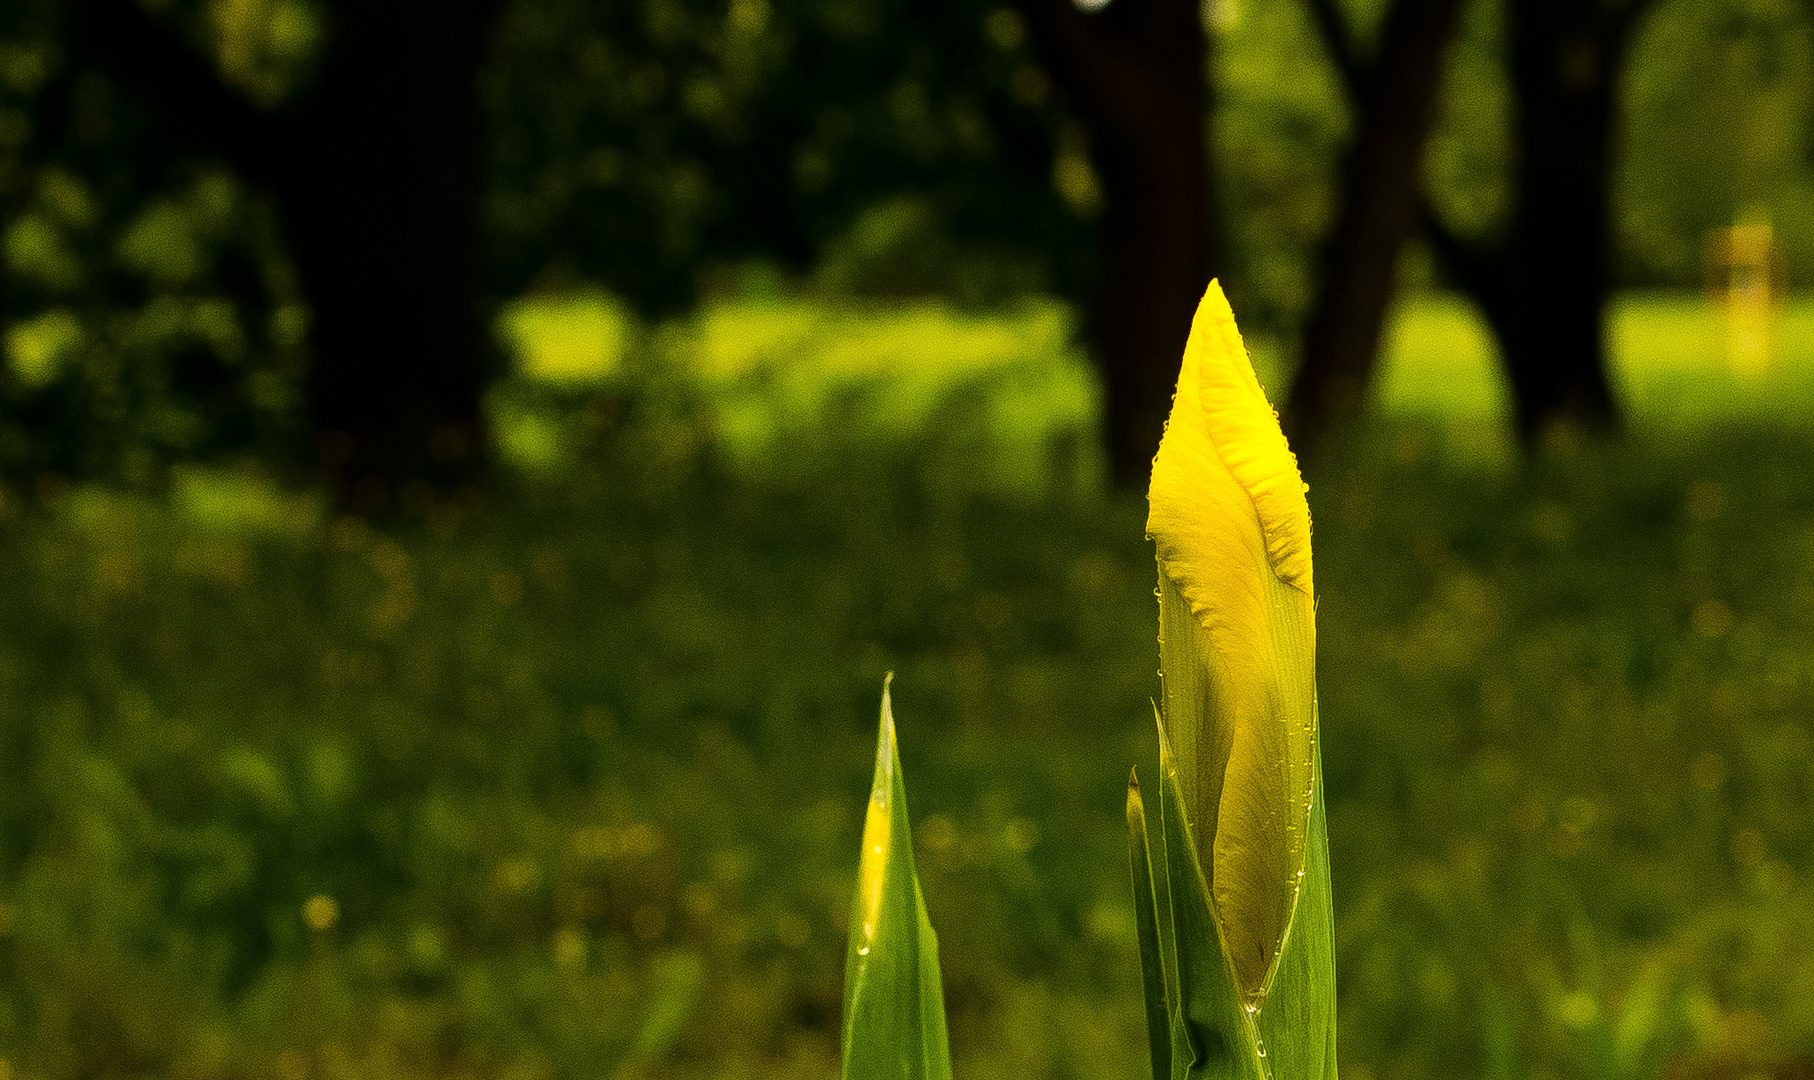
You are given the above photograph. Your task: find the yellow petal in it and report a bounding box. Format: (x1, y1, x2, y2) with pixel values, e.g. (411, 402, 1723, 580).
(1147, 280, 1317, 1004)
(1149, 281, 1311, 598)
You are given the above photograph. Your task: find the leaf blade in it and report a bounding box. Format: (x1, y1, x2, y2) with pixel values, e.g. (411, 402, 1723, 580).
(841, 676, 952, 1080)
(1251, 701, 1339, 1080)
(1129, 768, 1174, 1080)
(1156, 723, 1268, 1080)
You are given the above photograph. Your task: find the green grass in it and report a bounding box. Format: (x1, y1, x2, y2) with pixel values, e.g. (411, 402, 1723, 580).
(498, 290, 1814, 474)
(1362, 293, 1814, 463)
(2, 292, 1813, 1080)
(493, 294, 1101, 498)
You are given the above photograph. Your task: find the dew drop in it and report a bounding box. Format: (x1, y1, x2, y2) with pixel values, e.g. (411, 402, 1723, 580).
(857, 945, 870, 956)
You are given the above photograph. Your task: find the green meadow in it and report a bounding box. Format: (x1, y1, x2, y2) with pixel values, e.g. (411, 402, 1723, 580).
(2, 293, 1813, 1080)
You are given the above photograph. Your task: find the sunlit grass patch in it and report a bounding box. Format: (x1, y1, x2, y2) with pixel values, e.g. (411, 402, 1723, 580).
(1611, 293, 1814, 428)
(496, 289, 1814, 490)
(678, 299, 1093, 485)
(1373, 292, 1814, 464)
(496, 290, 638, 386)
(496, 293, 1102, 499)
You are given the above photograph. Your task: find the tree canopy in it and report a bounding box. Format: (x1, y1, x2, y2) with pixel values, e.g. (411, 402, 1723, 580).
(2, 0, 1812, 490)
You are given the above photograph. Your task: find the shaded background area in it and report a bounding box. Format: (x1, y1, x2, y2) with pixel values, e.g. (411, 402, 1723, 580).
(3, 1, 1814, 1079)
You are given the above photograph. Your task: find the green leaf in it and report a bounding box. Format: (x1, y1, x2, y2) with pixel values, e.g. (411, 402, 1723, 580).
(1157, 564, 1318, 1003)
(1249, 702, 1339, 1080)
(1156, 721, 1268, 1080)
(1128, 768, 1174, 1080)
(1146, 704, 1339, 1080)
(841, 675, 952, 1080)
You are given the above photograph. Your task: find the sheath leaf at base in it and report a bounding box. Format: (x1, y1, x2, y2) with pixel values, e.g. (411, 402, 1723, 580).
(1250, 712, 1339, 1080)
(1157, 724, 1269, 1080)
(1129, 769, 1174, 1080)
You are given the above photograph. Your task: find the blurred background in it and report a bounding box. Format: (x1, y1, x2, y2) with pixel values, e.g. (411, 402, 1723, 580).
(3, 0, 1814, 1078)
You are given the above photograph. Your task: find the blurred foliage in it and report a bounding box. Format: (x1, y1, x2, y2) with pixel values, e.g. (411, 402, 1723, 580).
(1, 0, 1094, 485)
(483, 0, 1088, 313)
(1620, 0, 1814, 285)
(1, 298, 1813, 1078)
(0, 0, 309, 486)
(1215, 0, 1352, 334)
(4, 0, 1814, 485)
(1226, 0, 1814, 328)
(488, 294, 1102, 496)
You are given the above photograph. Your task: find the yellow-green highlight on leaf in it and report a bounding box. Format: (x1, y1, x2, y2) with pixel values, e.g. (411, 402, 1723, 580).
(858, 779, 890, 944)
(841, 675, 952, 1080)
(1147, 280, 1318, 1005)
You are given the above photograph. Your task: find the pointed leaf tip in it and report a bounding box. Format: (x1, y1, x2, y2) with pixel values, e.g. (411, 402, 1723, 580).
(1126, 764, 1154, 859)
(1125, 764, 1174, 1080)
(873, 673, 896, 806)
(842, 677, 952, 1080)
(859, 675, 897, 941)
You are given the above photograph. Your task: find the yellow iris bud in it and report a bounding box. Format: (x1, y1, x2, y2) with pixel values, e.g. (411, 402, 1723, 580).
(1147, 281, 1317, 1005)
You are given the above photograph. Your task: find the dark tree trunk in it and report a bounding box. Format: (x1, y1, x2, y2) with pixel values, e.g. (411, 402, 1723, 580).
(286, 1, 500, 510)
(70, 0, 502, 510)
(1427, 0, 1657, 444)
(1491, 0, 1627, 440)
(1013, 0, 1211, 488)
(1284, 0, 1467, 458)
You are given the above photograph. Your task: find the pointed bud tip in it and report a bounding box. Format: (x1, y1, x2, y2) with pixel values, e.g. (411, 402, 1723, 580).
(1147, 280, 1313, 599)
